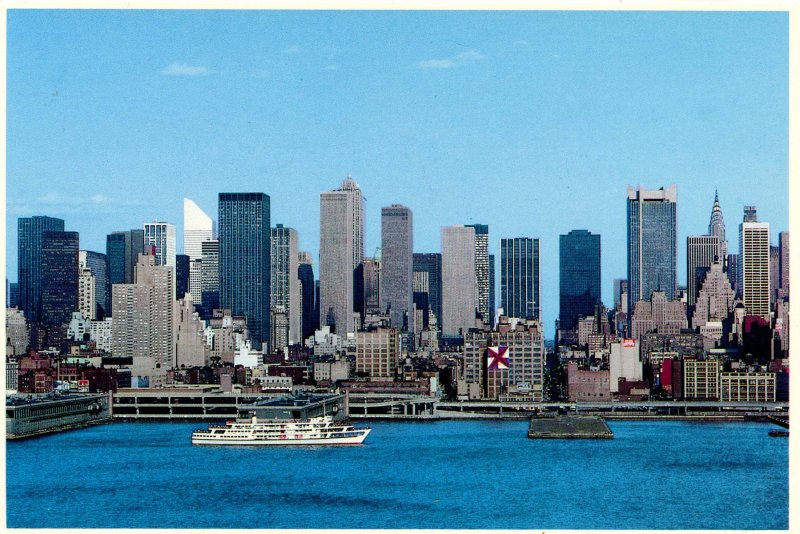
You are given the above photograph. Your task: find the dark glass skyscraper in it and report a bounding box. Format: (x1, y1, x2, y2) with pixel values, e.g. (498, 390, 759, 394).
(626, 185, 677, 318)
(488, 253, 495, 327)
(18, 216, 65, 323)
(106, 231, 145, 282)
(199, 240, 220, 319)
(9, 282, 19, 308)
(83, 251, 109, 319)
(559, 230, 601, 331)
(298, 257, 316, 341)
(176, 254, 190, 300)
(219, 193, 271, 351)
(500, 237, 540, 321)
(412, 253, 442, 327)
(41, 231, 79, 331)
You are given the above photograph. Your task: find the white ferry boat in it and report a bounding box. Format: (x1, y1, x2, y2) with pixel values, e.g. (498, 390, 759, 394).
(191, 415, 371, 446)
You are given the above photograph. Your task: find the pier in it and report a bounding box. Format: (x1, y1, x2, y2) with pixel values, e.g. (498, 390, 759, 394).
(347, 393, 439, 419)
(112, 388, 345, 420)
(6, 393, 112, 439)
(528, 415, 614, 439)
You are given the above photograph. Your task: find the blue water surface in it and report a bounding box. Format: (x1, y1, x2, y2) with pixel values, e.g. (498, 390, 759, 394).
(6, 419, 788, 529)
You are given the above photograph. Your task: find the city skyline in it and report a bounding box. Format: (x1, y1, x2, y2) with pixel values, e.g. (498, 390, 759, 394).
(6, 10, 790, 337)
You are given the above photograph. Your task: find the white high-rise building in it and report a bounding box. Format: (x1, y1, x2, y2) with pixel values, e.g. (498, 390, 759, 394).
(319, 176, 365, 335)
(442, 225, 477, 337)
(271, 225, 301, 344)
(78, 250, 96, 320)
(78, 265, 96, 321)
(183, 198, 213, 260)
(189, 259, 203, 303)
(184, 199, 213, 303)
(90, 317, 113, 352)
(739, 207, 771, 320)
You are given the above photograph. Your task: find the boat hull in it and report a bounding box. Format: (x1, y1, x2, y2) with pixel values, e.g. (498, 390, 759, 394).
(192, 428, 370, 446)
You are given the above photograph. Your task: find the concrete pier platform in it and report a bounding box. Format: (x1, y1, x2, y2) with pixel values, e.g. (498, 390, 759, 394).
(528, 415, 614, 439)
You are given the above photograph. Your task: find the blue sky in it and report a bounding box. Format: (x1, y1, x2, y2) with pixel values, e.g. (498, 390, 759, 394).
(6, 10, 789, 337)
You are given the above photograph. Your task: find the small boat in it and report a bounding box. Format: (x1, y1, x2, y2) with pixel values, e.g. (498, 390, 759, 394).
(768, 429, 789, 438)
(192, 415, 371, 446)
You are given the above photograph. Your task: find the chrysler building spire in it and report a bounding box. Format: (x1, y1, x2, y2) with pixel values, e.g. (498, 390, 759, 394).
(708, 189, 728, 264)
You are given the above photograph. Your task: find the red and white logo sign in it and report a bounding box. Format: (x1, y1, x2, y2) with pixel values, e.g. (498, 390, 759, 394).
(487, 346, 510, 370)
(622, 338, 636, 348)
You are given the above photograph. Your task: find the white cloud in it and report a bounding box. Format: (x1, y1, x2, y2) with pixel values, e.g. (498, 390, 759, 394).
(419, 59, 456, 69)
(23, 191, 146, 214)
(38, 191, 65, 204)
(455, 50, 485, 62)
(418, 49, 485, 69)
(324, 64, 340, 71)
(284, 45, 301, 54)
(161, 62, 213, 76)
(90, 194, 112, 204)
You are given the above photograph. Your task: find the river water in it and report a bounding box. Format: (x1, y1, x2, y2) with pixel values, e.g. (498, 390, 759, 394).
(6, 419, 788, 529)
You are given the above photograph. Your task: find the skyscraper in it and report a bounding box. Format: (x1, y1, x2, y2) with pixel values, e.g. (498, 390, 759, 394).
(184, 198, 213, 303)
(298, 251, 317, 341)
(112, 251, 174, 387)
(78, 261, 95, 321)
(779, 231, 789, 298)
(219, 193, 271, 351)
(489, 253, 495, 327)
(18, 216, 65, 323)
(501, 237, 541, 322)
(413, 253, 442, 328)
(106, 229, 145, 287)
(441, 225, 476, 337)
(271, 224, 301, 344)
(143, 221, 177, 268)
(380, 204, 413, 332)
(686, 236, 720, 308)
(40, 231, 79, 342)
(770, 245, 780, 303)
(9, 282, 19, 309)
(739, 207, 770, 319)
(691, 260, 735, 330)
(708, 190, 728, 263)
(613, 279, 628, 313)
(82, 250, 108, 319)
(362, 257, 381, 313)
(200, 239, 220, 316)
(189, 259, 202, 303)
(559, 230, 600, 330)
(175, 254, 190, 300)
(467, 224, 490, 323)
(183, 198, 213, 261)
(727, 253, 740, 298)
(626, 185, 677, 318)
(319, 176, 365, 335)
